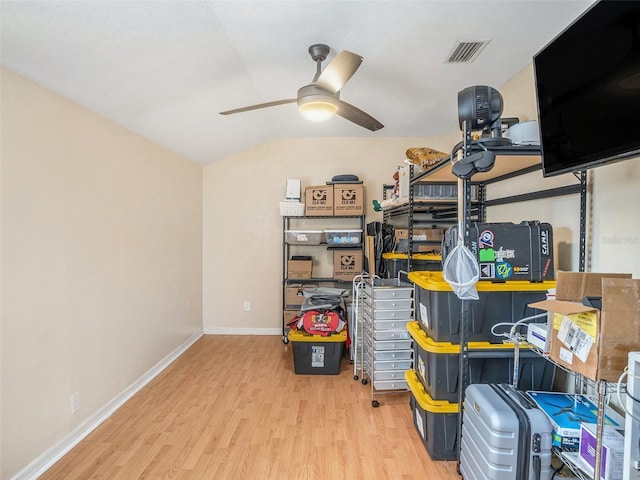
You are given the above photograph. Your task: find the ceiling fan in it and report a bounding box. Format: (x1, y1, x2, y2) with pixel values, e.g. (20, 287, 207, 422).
(219, 44, 384, 131)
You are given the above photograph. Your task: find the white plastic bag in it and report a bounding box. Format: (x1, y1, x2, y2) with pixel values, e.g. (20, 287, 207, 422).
(442, 243, 480, 300)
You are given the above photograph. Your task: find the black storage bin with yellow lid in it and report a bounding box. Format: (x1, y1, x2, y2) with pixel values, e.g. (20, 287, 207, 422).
(408, 271, 555, 343)
(288, 329, 346, 375)
(406, 369, 459, 460)
(407, 322, 555, 402)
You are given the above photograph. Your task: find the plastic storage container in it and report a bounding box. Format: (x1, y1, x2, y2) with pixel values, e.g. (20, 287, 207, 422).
(285, 230, 323, 245)
(406, 369, 459, 460)
(382, 253, 441, 278)
(324, 229, 363, 246)
(407, 322, 555, 402)
(279, 201, 305, 216)
(408, 271, 555, 343)
(288, 329, 346, 374)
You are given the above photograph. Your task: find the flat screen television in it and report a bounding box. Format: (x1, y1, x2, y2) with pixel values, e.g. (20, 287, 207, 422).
(533, 0, 640, 177)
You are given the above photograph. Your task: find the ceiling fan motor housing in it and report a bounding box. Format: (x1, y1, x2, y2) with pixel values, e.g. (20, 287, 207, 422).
(296, 84, 339, 108)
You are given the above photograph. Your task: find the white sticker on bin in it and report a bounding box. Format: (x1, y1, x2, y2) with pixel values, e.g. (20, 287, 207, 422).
(419, 303, 429, 329)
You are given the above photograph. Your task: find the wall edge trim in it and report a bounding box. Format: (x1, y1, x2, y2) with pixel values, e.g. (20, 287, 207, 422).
(10, 330, 204, 480)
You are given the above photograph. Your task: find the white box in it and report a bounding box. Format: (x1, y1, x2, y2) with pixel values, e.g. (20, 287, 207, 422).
(527, 323, 551, 353)
(286, 179, 301, 200)
(577, 423, 624, 480)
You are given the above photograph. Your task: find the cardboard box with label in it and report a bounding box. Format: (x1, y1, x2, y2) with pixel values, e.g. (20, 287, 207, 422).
(527, 390, 624, 449)
(529, 271, 638, 382)
(333, 183, 364, 216)
(305, 185, 334, 216)
(285, 284, 306, 307)
(578, 423, 624, 480)
(287, 259, 313, 279)
(333, 250, 363, 281)
(394, 228, 444, 242)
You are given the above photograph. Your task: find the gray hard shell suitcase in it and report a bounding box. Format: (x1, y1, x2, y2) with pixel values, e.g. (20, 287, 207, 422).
(442, 221, 554, 282)
(460, 383, 553, 480)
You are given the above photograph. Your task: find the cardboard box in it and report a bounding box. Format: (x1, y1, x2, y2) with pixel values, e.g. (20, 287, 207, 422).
(287, 259, 313, 279)
(333, 183, 364, 216)
(395, 228, 444, 242)
(284, 309, 300, 325)
(333, 250, 363, 281)
(526, 391, 624, 449)
(304, 185, 334, 216)
(578, 423, 624, 480)
(285, 284, 306, 307)
(528, 271, 637, 382)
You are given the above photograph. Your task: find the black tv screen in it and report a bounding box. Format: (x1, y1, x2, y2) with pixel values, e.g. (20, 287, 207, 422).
(533, 0, 640, 177)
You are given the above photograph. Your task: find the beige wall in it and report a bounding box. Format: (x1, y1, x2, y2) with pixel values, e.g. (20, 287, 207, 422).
(1, 69, 203, 478)
(202, 134, 459, 334)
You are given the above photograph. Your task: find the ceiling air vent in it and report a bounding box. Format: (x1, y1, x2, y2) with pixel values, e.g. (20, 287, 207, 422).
(446, 40, 490, 63)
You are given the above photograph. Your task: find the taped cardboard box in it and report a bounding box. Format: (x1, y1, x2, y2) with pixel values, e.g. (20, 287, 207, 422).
(287, 259, 313, 279)
(529, 271, 637, 382)
(285, 284, 306, 307)
(394, 228, 444, 242)
(305, 185, 334, 216)
(333, 250, 363, 281)
(333, 183, 364, 216)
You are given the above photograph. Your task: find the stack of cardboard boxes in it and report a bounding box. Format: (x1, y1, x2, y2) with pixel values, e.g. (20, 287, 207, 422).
(304, 183, 364, 281)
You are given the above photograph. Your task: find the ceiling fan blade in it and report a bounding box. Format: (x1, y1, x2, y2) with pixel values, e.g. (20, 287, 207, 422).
(336, 100, 384, 131)
(219, 98, 296, 115)
(315, 50, 363, 93)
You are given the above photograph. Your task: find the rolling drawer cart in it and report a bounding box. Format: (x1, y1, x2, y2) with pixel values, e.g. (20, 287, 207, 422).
(358, 275, 414, 407)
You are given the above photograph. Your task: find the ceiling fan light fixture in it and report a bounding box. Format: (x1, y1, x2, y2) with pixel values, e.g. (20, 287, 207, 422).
(299, 99, 338, 121)
(297, 85, 339, 122)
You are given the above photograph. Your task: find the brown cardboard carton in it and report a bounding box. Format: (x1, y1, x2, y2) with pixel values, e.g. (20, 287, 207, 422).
(285, 284, 306, 307)
(529, 271, 636, 382)
(284, 309, 300, 326)
(287, 259, 313, 279)
(394, 228, 444, 242)
(333, 250, 363, 281)
(333, 183, 364, 216)
(304, 185, 334, 216)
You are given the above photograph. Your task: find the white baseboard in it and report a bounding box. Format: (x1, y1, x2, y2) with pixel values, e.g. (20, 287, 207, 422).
(203, 327, 282, 335)
(12, 330, 204, 480)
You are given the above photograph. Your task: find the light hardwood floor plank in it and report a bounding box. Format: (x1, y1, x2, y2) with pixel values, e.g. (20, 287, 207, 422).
(39, 335, 462, 480)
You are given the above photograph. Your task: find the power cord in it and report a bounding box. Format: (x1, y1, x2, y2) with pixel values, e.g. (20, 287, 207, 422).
(489, 312, 548, 340)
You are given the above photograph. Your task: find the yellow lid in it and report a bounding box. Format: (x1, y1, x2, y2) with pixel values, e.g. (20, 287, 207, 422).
(407, 270, 556, 292)
(383, 252, 441, 261)
(407, 321, 528, 352)
(405, 370, 459, 413)
(287, 329, 347, 343)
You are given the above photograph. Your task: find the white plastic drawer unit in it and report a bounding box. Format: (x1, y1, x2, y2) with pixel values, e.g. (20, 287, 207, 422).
(365, 309, 413, 320)
(374, 319, 412, 330)
(374, 380, 409, 391)
(373, 350, 413, 361)
(371, 339, 413, 351)
(365, 297, 414, 310)
(364, 278, 413, 299)
(373, 359, 413, 371)
(373, 369, 409, 381)
(372, 329, 411, 341)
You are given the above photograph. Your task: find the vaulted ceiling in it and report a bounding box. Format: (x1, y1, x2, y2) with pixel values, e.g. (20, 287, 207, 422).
(1, 0, 594, 165)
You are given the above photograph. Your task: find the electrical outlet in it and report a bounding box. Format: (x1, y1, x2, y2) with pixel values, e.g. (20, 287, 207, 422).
(243, 301, 251, 312)
(71, 392, 80, 414)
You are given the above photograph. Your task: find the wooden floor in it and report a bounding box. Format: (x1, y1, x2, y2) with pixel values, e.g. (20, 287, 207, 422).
(40, 335, 462, 479)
